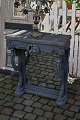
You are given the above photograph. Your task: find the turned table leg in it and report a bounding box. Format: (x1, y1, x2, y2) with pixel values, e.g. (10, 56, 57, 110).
(56, 49, 69, 105)
(11, 49, 30, 96)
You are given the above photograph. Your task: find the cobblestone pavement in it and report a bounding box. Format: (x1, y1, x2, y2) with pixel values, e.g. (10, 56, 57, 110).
(0, 52, 80, 120)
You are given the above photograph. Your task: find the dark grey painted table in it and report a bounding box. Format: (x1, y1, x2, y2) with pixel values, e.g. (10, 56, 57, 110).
(6, 31, 71, 105)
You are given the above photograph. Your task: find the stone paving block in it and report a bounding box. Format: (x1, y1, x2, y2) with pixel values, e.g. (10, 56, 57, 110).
(63, 110, 74, 117)
(53, 107, 64, 114)
(24, 106, 34, 113)
(24, 113, 37, 120)
(69, 105, 79, 112)
(75, 91, 80, 96)
(0, 82, 5, 87)
(55, 85, 60, 90)
(74, 113, 80, 120)
(31, 77, 38, 81)
(30, 66, 38, 70)
(31, 95, 40, 101)
(4, 101, 15, 107)
(38, 78, 46, 82)
(68, 93, 74, 99)
(4, 75, 13, 79)
(3, 89, 13, 95)
(44, 76, 54, 81)
(48, 100, 57, 107)
(54, 114, 67, 120)
(13, 110, 25, 118)
(0, 74, 5, 77)
(0, 88, 4, 94)
(3, 84, 13, 89)
(13, 104, 24, 110)
(36, 74, 45, 78)
(74, 95, 80, 101)
(12, 97, 24, 104)
(4, 95, 14, 101)
(22, 99, 34, 106)
(74, 100, 80, 106)
(47, 84, 55, 89)
(67, 118, 77, 120)
(67, 98, 75, 104)
(28, 69, 35, 73)
(0, 115, 10, 120)
(68, 89, 75, 94)
(40, 71, 48, 75)
(53, 77, 60, 82)
(39, 67, 46, 71)
(30, 80, 39, 85)
(44, 111, 54, 119)
(46, 80, 54, 84)
(22, 93, 33, 99)
(33, 108, 44, 116)
(38, 62, 45, 65)
(11, 91, 17, 96)
(54, 81, 60, 85)
(34, 70, 41, 74)
(1, 107, 13, 115)
(0, 99, 6, 105)
(0, 93, 6, 99)
(39, 98, 49, 104)
(12, 76, 18, 80)
(46, 62, 52, 66)
(4, 79, 13, 84)
(32, 102, 43, 108)
(59, 103, 70, 109)
(37, 116, 47, 120)
(29, 73, 36, 77)
(48, 73, 55, 77)
(42, 105, 53, 111)
(46, 68, 53, 72)
(38, 82, 47, 87)
(0, 77, 6, 82)
(70, 84, 80, 91)
(10, 117, 19, 120)
(12, 86, 17, 91)
(12, 81, 18, 85)
(0, 105, 3, 112)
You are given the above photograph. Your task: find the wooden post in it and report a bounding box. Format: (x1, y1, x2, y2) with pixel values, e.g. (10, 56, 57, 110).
(73, 35, 79, 76)
(69, 2, 76, 75)
(77, 35, 80, 77)
(62, 0, 67, 34)
(43, 13, 50, 32)
(54, 1, 58, 33)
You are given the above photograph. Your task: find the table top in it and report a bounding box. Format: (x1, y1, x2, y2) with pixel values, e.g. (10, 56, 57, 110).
(6, 30, 71, 49)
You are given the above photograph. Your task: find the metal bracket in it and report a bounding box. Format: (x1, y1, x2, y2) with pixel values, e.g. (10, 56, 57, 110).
(27, 44, 39, 55)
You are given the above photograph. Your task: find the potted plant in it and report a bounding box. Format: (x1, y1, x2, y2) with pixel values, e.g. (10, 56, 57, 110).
(76, 1, 80, 9)
(65, 0, 80, 9)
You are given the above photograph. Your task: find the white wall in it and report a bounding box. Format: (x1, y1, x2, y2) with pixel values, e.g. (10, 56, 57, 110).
(0, 0, 6, 69)
(0, 0, 1, 7)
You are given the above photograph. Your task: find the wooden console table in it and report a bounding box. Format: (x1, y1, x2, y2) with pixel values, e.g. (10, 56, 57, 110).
(6, 31, 71, 105)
